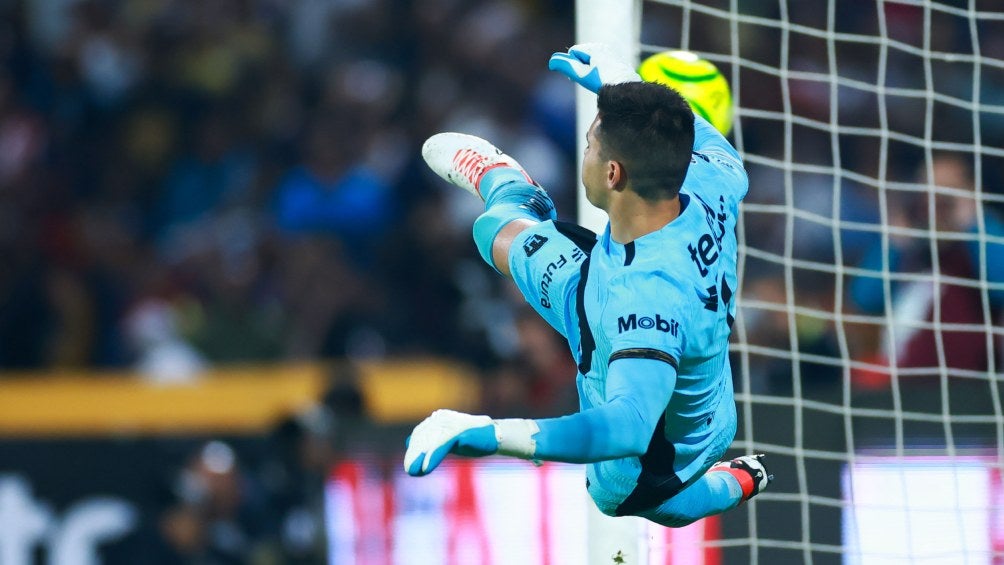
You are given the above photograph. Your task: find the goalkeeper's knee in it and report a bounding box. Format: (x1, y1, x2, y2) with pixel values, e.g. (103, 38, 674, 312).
(472, 173, 556, 269)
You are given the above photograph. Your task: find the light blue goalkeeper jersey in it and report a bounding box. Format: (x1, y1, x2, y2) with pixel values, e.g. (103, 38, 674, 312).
(508, 116, 749, 515)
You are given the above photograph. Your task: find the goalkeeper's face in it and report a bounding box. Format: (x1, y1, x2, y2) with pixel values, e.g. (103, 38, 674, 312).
(582, 116, 613, 210)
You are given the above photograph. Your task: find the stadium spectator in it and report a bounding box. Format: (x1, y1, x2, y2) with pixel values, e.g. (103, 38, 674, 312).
(272, 112, 395, 265)
(850, 152, 1004, 380)
(156, 109, 258, 250)
(163, 440, 275, 564)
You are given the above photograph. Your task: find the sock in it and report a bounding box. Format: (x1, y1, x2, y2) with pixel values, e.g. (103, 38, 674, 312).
(709, 467, 749, 500)
(471, 168, 556, 268)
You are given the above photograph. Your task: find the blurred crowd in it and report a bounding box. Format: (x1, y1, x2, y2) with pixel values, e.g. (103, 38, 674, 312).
(2, 0, 1004, 414)
(0, 0, 578, 390)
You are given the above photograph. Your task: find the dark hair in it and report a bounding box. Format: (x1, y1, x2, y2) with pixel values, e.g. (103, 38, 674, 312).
(596, 81, 695, 200)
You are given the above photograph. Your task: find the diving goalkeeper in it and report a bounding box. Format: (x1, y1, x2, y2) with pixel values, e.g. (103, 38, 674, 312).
(404, 44, 772, 527)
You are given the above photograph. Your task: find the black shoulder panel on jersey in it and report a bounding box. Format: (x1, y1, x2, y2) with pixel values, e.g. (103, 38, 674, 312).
(553, 220, 598, 252)
(608, 348, 678, 370)
(555, 220, 598, 376)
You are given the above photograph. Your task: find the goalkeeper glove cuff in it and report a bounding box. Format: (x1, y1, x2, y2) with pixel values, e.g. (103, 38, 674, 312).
(493, 418, 540, 460)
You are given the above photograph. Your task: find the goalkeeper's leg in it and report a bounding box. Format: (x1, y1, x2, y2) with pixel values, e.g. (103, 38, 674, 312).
(422, 133, 557, 277)
(636, 454, 773, 528)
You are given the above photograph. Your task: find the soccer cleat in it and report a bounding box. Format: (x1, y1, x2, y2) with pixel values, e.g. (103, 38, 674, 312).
(711, 453, 773, 502)
(422, 132, 534, 200)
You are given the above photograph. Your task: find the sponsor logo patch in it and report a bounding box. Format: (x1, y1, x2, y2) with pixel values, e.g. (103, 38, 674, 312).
(616, 314, 679, 336)
(523, 234, 548, 257)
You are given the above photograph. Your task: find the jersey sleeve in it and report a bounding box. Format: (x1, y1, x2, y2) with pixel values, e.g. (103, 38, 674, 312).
(693, 115, 740, 165)
(601, 273, 692, 368)
(532, 357, 678, 463)
(688, 115, 749, 205)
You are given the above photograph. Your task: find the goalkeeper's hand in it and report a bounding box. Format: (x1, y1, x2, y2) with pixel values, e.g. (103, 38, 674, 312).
(403, 409, 498, 476)
(548, 43, 642, 93)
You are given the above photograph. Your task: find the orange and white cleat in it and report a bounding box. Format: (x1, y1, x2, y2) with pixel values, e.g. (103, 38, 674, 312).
(422, 132, 534, 200)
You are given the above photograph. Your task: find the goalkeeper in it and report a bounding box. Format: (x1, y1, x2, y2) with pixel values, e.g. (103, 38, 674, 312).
(405, 44, 772, 527)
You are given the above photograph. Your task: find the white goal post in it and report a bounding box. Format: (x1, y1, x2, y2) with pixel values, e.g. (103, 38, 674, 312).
(574, 0, 642, 235)
(573, 3, 653, 564)
(577, 1, 1004, 564)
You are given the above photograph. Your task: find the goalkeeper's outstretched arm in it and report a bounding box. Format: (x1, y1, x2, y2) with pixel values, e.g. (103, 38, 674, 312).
(403, 357, 675, 476)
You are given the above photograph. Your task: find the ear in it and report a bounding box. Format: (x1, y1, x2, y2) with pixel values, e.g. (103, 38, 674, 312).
(607, 160, 627, 191)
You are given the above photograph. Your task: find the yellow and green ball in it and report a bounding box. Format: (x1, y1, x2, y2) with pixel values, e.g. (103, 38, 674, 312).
(638, 50, 733, 135)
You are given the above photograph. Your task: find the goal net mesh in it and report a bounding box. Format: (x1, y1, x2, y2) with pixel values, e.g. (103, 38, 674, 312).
(618, 1, 1004, 562)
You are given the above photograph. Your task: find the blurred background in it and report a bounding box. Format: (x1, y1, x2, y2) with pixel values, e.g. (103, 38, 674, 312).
(2, 0, 1004, 563)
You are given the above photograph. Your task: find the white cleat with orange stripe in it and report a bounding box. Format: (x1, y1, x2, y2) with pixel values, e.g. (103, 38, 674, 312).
(422, 132, 534, 200)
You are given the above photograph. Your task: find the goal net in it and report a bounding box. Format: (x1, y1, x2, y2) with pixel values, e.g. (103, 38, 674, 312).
(578, 0, 1004, 563)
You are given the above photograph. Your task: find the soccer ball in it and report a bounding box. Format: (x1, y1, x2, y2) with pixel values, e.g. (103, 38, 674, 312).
(638, 50, 733, 135)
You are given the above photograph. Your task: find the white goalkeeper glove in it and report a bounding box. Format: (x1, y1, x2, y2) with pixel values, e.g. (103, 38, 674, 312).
(548, 43, 642, 94)
(403, 409, 540, 476)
